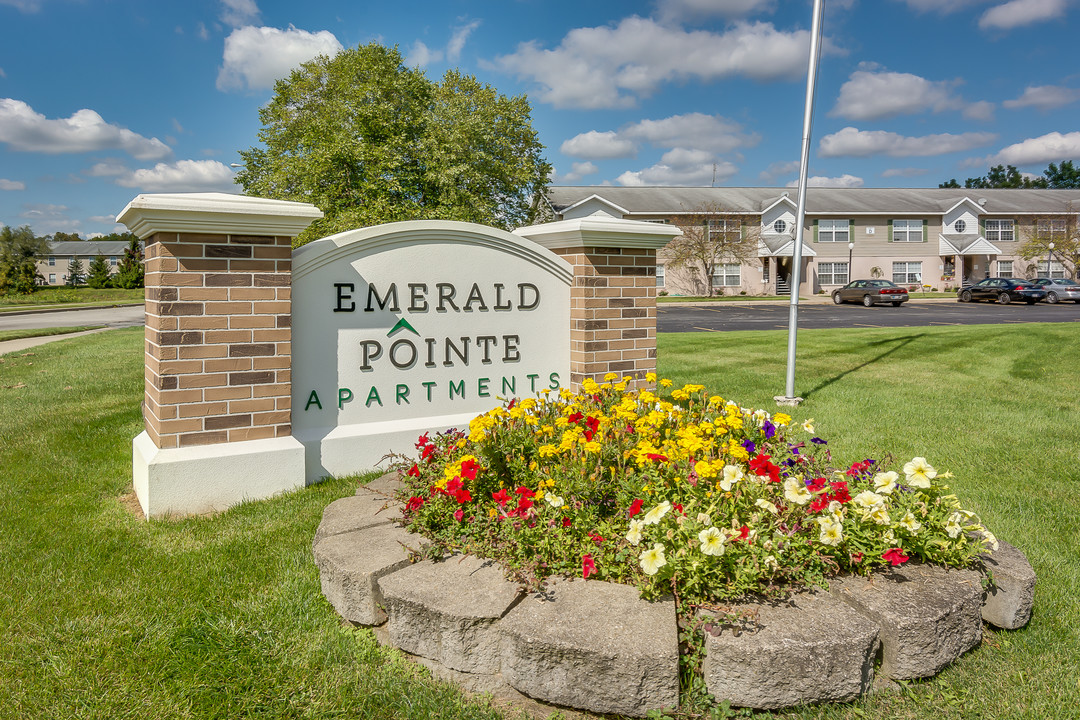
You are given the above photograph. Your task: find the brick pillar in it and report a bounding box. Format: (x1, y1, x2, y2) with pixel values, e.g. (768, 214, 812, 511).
(117, 193, 322, 518)
(142, 232, 293, 449)
(514, 215, 680, 389)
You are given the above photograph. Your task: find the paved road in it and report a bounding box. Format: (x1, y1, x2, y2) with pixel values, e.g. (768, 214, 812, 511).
(0, 304, 144, 331)
(658, 299, 1080, 333)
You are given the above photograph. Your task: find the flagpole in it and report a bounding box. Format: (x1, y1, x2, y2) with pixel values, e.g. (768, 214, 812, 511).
(777, 0, 825, 408)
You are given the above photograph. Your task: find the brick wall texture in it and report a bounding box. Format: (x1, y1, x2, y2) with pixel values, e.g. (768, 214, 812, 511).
(552, 246, 658, 388)
(142, 232, 292, 449)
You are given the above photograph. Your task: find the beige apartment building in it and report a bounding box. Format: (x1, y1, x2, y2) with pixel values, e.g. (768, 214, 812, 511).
(544, 187, 1077, 296)
(35, 240, 131, 286)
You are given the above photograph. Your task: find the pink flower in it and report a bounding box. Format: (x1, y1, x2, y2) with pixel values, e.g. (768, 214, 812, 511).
(453, 509, 464, 522)
(582, 553, 596, 579)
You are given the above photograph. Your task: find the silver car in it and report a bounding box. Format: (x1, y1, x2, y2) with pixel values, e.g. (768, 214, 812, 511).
(1030, 277, 1080, 304)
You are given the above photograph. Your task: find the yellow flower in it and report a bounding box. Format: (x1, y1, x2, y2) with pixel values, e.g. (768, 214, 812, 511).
(873, 471, 898, 494)
(754, 498, 779, 515)
(640, 543, 667, 575)
(899, 512, 921, 533)
(945, 511, 964, 538)
(784, 477, 811, 505)
(801, 418, 815, 433)
(720, 463, 744, 492)
(773, 412, 791, 426)
(817, 516, 844, 546)
(903, 457, 937, 488)
(660, 378, 673, 387)
(643, 501, 671, 525)
(645, 372, 657, 383)
(698, 527, 726, 556)
(625, 519, 644, 546)
(604, 372, 619, 381)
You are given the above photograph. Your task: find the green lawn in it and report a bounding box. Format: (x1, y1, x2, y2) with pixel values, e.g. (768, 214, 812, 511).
(0, 287, 143, 312)
(0, 325, 102, 343)
(0, 325, 1076, 719)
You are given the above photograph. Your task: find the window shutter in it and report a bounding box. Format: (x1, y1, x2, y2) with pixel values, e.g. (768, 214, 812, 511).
(848, 219, 853, 240)
(979, 216, 985, 236)
(813, 219, 818, 242)
(922, 220, 927, 243)
(887, 219, 893, 242)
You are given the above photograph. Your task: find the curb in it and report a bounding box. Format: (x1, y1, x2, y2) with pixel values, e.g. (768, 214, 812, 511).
(0, 302, 144, 317)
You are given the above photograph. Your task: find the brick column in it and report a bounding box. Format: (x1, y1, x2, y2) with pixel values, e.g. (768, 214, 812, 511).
(117, 193, 322, 518)
(514, 215, 680, 388)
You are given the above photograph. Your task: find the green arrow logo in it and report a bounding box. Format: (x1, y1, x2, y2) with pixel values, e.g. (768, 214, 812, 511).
(387, 317, 420, 337)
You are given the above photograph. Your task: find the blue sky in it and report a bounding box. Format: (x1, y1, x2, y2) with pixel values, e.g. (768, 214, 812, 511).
(2, 0, 1079, 237)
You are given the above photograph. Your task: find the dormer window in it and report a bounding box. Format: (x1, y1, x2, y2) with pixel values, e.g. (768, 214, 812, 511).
(954, 219, 966, 233)
(773, 219, 787, 234)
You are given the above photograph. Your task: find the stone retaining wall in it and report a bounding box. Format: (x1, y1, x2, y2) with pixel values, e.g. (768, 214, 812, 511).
(313, 473, 1036, 716)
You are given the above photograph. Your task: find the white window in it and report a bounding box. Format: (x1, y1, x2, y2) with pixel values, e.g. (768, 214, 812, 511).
(818, 219, 849, 242)
(893, 261, 922, 284)
(818, 262, 849, 285)
(48, 256, 56, 266)
(892, 219, 923, 242)
(109, 256, 118, 266)
(710, 263, 741, 287)
(656, 264, 665, 288)
(772, 219, 787, 234)
(48, 273, 56, 284)
(997, 260, 1013, 278)
(984, 219, 1014, 243)
(954, 219, 966, 233)
(1037, 218, 1067, 241)
(708, 218, 740, 243)
(1038, 260, 1067, 279)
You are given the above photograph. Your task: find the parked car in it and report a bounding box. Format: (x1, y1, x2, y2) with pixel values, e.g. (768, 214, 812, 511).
(956, 278, 1046, 305)
(831, 279, 909, 307)
(1029, 277, 1080, 304)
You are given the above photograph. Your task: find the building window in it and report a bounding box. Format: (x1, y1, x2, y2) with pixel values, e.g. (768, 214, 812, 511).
(109, 256, 118, 266)
(1037, 218, 1067, 241)
(817, 219, 849, 242)
(984, 219, 1014, 243)
(708, 218, 740, 243)
(997, 260, 1013, 278)
(1038, 260, 1067, 279)
(892, 219, 923, 242)
(954, 219, 966, 233)
(710, 263, 741, 287)
(892, 261, 922, 284)
(656, 264, 665, 288)
(818, 261, 849, 285)
(48, 256, 56, 266)
(48, 273, 56, 284)
(762, 257, 770, 282)
(772, 219, 787, 234)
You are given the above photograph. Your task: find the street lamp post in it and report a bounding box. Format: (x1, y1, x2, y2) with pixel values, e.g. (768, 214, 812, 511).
(1047, 242, 1055, 277)
(847, 241, 855, 282)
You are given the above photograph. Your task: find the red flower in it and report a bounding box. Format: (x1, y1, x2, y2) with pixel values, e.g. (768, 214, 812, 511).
(445, 477, 464, 495)
(809, 496, 829, 513)
(588, 531, 604, 546)
(673, 503, 684, 514)
(645, 453, 668, 462)
(733, 525, 750, 542)
(453, 509, 464, 522)
(807, 477, 827, 493)
(415, 433, 430, 449)
(827, 480, 851, 504)
(517, 497, 534, 513)
(405, 496, 425, 512)
(453, 488, 472, 504)
(406, 463, 420, 478)
(421, 444, 436, 461)
(850, 552, 864, 564)
(567, 411, 584, 424)
(586, 416, 600, 434)
(562, 517, 572, 528)
(846, 460, 872, 477)
(507, 398, 517, 410)
(515, 486, 535, 498)
(882, 547, 909, 566)
(749, 454, 781, 483)
(628, 499, 644, 517)
(460, 458, 481, 481)
(582, 553, 596, 579)
(492, 489, 510, 507)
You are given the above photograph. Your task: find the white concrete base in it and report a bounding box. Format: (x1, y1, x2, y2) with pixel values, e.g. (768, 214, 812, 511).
(295, 412, 478, 482)
(132, 432, 307, 518)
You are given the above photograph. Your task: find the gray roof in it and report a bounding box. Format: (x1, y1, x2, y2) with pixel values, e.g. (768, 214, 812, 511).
(46, 241, 132, 256)
(546, 186, 1080, 216)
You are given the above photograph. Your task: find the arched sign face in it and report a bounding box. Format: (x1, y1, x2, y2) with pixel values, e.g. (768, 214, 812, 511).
(291, 220, 572, 479)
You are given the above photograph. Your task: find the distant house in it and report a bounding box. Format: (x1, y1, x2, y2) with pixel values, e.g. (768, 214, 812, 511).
(36, 240, 133, 286)
(544, 187, 1079, 296)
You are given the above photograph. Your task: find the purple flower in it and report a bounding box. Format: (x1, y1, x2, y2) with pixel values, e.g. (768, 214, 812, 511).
(810, 437, 827, 445)
(741, 439, 756, 454)
(762, 420, 776, 439)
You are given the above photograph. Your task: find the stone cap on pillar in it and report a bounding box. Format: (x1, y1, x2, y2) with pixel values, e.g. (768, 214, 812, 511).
(116, 192, 324, 239)
(513, 211, 681, 250)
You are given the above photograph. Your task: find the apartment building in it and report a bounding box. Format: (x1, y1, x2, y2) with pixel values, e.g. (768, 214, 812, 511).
(36, 240, 131, 286)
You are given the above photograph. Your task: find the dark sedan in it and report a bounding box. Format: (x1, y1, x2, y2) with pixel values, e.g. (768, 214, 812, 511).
(832, 279, 909, 307)
(957, 277, 1046, 305)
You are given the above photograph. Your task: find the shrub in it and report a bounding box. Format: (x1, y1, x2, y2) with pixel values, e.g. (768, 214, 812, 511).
(395, 376, 996, 606)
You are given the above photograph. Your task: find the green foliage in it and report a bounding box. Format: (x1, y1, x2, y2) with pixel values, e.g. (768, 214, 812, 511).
(86, 253, 113, 288)
(65, 256, 85, 286)
(236, 43, 551, 244)
(940, 161, 1080, 189)
(0, 224, 48, 295)
(112, 236, 144, 289)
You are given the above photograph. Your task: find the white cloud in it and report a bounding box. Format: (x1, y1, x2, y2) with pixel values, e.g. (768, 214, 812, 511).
(217, 26, 343, 92)
(963, 101, 995, 121)
(881, 167, 930, 178)
(830, 71, 979, 121)
(447, 20, 481, 61)
(556, 161, 600, 183)
(561, 130, 637, 159)
(19, 203, 81, 233)
(0, 0, 42, 11)
(114, 160, 238, 192)
(197, 22, 210, 40)
(979, 0, 1068, 29)
(1003, 85, 1080, 111)
(494, 18, 817, 109)
(655, 0, 776, 23)
(617, 158, 738, 187)
(898, 0, 990, 12)
(86, 161, 129, 177)
(221, 0, 260, 28)
(0, 178, 26, 190)
(786, 174, 865, 188)
(758, 160, 800, 182)
(407, 41, 442, 67)
(819, 127, 997, 157)
(0, 98, 172, 160)
(988, 131, 1080, 165)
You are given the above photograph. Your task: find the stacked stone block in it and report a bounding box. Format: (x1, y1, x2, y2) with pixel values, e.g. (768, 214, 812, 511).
(143, 232, 293, 449)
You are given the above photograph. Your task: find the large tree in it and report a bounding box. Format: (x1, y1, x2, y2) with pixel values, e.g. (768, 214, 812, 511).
(663, 205, 761, 297)
(940, 161, 1080, 189)
(236, 43, 551, 244)
(0, 225, 48, 295)
(1017, 206, 1078, 279)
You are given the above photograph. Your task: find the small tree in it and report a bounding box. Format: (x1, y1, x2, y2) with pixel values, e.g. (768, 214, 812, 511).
(87, 253, 113, 288)
(66, 256, 85, 287)
(1017, 205, 1078, 279)
(113, 237, 144, 289)
(0, 224, 48, 295)
(663, 204, 761, 296)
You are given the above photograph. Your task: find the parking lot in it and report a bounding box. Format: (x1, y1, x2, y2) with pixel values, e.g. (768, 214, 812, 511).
(657, 299, 1080, 333)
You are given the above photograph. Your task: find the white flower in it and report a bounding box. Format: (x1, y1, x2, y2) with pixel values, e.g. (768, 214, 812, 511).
(643, 501, 671, 526)
(980, 528, 1000, 552)
(945, 511, 963, 539)
(802, 418, 815, 433)
(817, 516, 843, 546)
(903, 457, 937, 488)
(873, 471, 898, 495)
(899, 512, 922, 533)
(764, 554, 779, 571)
(696, 512, 712, 526)
(853, 490, 884, 509)
(755, 498, 779, 515)
(625, 519, 644, 546)
(753, 409, 768, 422)
(719, 464, 744, 492)
(784, 477, 812, 505)
(698, 527, 726, 556)
(868, 506, 891, 526)
(640, 543, 667, 575)
(545, 494, 564, 508)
